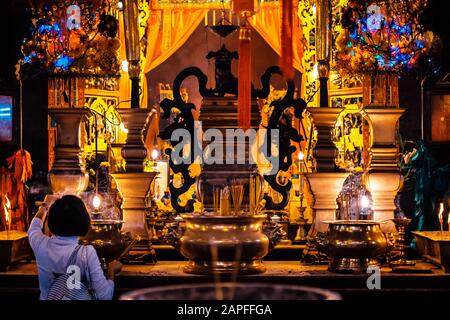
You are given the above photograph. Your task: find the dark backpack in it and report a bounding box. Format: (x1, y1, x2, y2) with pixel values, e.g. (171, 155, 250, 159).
(46, 245, 97, 300)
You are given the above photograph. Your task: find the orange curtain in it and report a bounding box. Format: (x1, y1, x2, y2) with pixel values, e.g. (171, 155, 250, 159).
(141, 9, 207, 107)
(249, 2, 303, 73)
(119, 8, 206, 108)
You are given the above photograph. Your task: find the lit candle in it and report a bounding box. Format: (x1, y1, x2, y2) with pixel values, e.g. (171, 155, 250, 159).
(448, 214, 450, 240)
(92, 194, 101, 212)
(120, 122, 128, 134)
(298, 151, 304, 193)
(4, 195, 11, 238)
(360, 195, 370, 209)
(151, 148, 159, 160)
(439, 202, 444, 240)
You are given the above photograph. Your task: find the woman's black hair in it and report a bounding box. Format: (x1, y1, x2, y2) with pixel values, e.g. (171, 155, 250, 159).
(47, 195, 91, 237)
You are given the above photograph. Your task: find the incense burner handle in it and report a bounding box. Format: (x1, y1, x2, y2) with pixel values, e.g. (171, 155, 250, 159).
(263, 220, 286, 250)
(163, 221, 183, 250)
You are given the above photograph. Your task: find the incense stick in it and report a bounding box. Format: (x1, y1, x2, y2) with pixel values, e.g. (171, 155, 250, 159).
(230, 183, 244, 215)
(213, 187, 220, 215)
(220, 187, 229, 216)
(249, 175, 255, 215)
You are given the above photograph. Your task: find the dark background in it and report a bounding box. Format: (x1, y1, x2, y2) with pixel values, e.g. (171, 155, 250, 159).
(0, 0, 448, 172)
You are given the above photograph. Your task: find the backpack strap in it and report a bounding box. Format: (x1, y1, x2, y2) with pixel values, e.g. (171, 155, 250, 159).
(66, 245, 82, 270)
(82, 245, 97, 300)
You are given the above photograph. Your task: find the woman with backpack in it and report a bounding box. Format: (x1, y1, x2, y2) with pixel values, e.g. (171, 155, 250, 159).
(28, 194, 122, 300)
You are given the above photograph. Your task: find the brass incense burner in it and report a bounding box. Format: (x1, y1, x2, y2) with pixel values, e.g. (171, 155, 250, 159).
(164, 214, 284, 275)
(80, 220, 133, 270)
(120, 282, 341, 300)
(316, 220, 389, 273)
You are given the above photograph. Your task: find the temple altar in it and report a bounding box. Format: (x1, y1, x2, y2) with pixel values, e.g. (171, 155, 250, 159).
(0, 0, 449, 303)
(2, 259, 450, 300)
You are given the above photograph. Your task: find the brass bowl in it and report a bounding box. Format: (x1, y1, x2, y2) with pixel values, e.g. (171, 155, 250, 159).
(317, 220, 388, 273)
(165, 214, 274, 275)
(120, 282, 341, 300)
(48, 172, 89, 195)
(80, 220, 127, 270)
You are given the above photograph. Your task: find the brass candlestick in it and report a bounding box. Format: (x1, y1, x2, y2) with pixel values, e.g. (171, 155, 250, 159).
(294, 192, 308, 243)
(390, 218, 415, 266)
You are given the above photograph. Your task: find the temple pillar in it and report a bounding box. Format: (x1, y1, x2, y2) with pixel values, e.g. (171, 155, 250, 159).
(112, 108, 156, 236)
(306, 107, 347, 231)
(307, 173, 348, 233)
(111, 0, 157, 263)
(303, 107, 348, 263)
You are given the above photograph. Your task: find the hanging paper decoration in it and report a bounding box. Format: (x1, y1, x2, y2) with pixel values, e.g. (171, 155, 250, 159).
(0, 150, 33, 231)
(7, 149, 33, 184)
(334, 0, 442, 76)
(19, 0, 120, 79)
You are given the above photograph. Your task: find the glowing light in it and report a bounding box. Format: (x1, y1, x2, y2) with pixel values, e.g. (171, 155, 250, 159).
(312, 63, 319, 80)
(360, 195, 370, 209)
(298, 151, 304, 161)
(121, 60, 129, 73)
(120, 122, 128, 133)
(92, 194, 101, 210)
(312, 4, 316, 15)
(439, 202, 444, 223)
(4, 195, 11, 224)
(54, 54, 74, 71)
(151, 148, 159, 160)
(118, 1, 123, 10)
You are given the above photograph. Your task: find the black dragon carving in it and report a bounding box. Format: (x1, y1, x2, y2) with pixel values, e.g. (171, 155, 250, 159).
(159, 63, 306, 213)
(158, 67, 213, 213)
(256, 66, 307, 210)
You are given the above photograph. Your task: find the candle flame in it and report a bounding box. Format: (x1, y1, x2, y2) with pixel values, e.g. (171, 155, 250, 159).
(151, 148, 159, 160)
(298, 151, 304, 161)
(360, 195, 370, 209)
(92, 194, 101, 210)
(4, 195, 10, 223)
(119, 122, 128, 134)
(439, 202, 444, 223)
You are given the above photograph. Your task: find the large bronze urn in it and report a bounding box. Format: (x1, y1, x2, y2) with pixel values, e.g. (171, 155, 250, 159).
(164, 214, 283, 275)
(316, 220, 389, 273)
(47, 108, 89, 194)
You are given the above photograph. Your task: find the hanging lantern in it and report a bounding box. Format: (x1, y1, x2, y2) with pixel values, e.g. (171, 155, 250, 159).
(334, 0, 440, 76)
